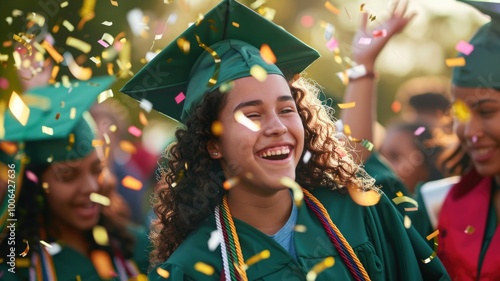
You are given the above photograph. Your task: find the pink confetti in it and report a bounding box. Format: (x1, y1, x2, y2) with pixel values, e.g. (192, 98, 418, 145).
(472, 135, 478, 143)
(455, 40, 474, 56)
(358, 37, 372, 45)
(326, 38, 339, 51)
(26, 170, 39, 184)
(372, 29, 387, 38)
(414, 126, 426, 136)
(301, 15, 315, 27)
(175, 92, 186, 104)
(98, 39, 110, 48)
(0, 77, 9, 90)
(128, 126, 142, 137)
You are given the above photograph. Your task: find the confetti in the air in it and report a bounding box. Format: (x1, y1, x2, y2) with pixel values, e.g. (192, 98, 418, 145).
(306, 257, 335, 281)
(451, 100, 470, 123)
(194, 262, 215, 276)
(302, 150, 312, 163)
(337, 102, 356, 109)
(260, 44, 276, 64)
(208, 230, 220, 251)
(403, 215, 412, 229)
(93, 225, 109, 246)
(122, 175, 143, 190)
(464, 225, 475, 234)
(102, 21, 113, 26)
(90, 192, 111, 206)
(445, 57, 466, 67)
(211, 120, 223, 136)
(372, 29, 387, 38)
(455, 40, 474, 55)
(20, 239, 29, 257)
(242, 250, 271, 270)
(175, 92, 186, 104)
(414, 126, 426, 136)
(324, 1, 340, 14)
(347, 183, 381, 206)
(422, 230, 439, 264)
(41, 126, 54, 135)
(280, 177, 303, 207)
(128, 125, 142, 137)
(234, 110, 261, 132)
(294, 225, 307, 232)
(250, 65, 268, 82)
(156, 268, 170, 278)
(358, 37, 372, 45)
(325, 38, 339, 51)
(9, 91, 30, 126)
(223, 177, 239, 190)
(97, 89, 114, 103)
(140, 99, 153, 112)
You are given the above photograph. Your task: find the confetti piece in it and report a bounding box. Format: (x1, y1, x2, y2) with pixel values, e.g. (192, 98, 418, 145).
(414, 126, 426, 136)
(232, 21, 240, 28)
(464, 225, 475, 234)
(40, 240, 52, 248)
(343, 124, 351, 136)
(347, 183, 381, 206)
(66, 37, 92, 53)
(324, 23, 335, 40)
(60, 1, 69, 7)
(234, 110, 261, 132)
(360, 3, 366, 11)
(445, 57, 466, 67)
(211, 120, 223, 136)
(93, 225, 109, 246)
(91, 250, 117, 279)
(243, 250, 271, 270)
(208, 230, 220, 251)
(472, 136, 478, 143)
(280, 177, 303, 207)
(422, 230, 439, 264)
(250, 65, 268, 82)
(110, 0, 118, 6)
(122, 175, 143, 190)
(177, 37, 190, 54)
(140, 99, 153, 112)
(369, 14, 376, 22)
(325, 38, 339, 51)
(128, 125, 142, 137)
(392, 195, 419, 207)
(195, 35, 220, 86)
(372, 29, 387, 38)
(404, 207, 418, 212)
(301, 15, 315, 27)
(306, 257, 335, 281)
(403, 215, 412, 229)
(337, 102, 356, 109)
(194, 262, 214, 276)
(452, 100, 470, 122)
(62, 20, 74, 32)
(63, 53, 92, 80)
(360, 139, 374, 151)
(41, 40, 64, 63)
(260, 44, 276, 64)
(294, 225, 307, 232)
(156, 268, 170, 278)
(70, 107, 77, 119)
(391, 100, 401, 113)
(219, 81, 234, 93)
(90, 192, 111, 206)
(324, 1, 340, 14)
(358, 37, 372, 45)
(9, 91, 30, 126)
(13, 34, 32, 56)
(302, 150, 312, 163)
(337, 64, 367, 82)
(102, 21, 113, 26)
(97, 89, 114, 103)
(20, 239, 29, 257)
(41, 126, 53, 135)
(120, 140, 137, 154)
(455, 40, 474, 55)
(139, 111, 149, 126)
(223, 177, 240, 190)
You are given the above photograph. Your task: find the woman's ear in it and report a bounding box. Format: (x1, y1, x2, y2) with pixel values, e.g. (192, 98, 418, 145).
(207, 140, 222, 159)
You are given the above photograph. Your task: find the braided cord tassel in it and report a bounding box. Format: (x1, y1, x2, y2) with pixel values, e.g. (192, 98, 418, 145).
(302, 189, 371, 281)
(221, 196, 248, 280)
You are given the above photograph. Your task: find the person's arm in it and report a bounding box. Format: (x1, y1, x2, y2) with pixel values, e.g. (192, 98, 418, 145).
(341, 0, 416, 164)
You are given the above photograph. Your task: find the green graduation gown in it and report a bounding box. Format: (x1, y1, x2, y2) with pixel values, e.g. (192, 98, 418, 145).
(148, 188, 450, 280)
(0, 225, 150, 281)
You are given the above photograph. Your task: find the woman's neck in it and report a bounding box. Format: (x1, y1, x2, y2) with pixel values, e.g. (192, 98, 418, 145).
(227, 188, 292, 235)
(49, 222, 91, 257)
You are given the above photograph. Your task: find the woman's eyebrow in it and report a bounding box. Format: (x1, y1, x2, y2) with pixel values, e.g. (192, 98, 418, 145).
(233, 100, 262, 112)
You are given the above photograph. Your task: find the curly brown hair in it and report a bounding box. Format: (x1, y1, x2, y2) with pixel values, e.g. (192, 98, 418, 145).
(150, 77, 377, 266)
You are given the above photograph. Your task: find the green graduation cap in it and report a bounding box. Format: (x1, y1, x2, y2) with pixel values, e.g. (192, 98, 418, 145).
(453, 0, 500, 89)
(1, 75, 116, 165)
(121, 0, 320, 123)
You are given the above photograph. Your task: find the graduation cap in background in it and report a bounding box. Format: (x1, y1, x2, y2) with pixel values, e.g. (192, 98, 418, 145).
(453, 0, 500, 89)
(121, 0, 320, 123)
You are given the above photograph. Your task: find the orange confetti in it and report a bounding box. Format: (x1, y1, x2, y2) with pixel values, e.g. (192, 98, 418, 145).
(177, 37, 190, 54)
(41, 40, 63, 63)
(121, 175, 143, 190)
(347, 183, 381, 206)
(194, 262, 214, 276)
(211, 120, 223, 136)
(156, 268, 170, 278)
(139, 111, 149, 126)
(90, 250, 116, 279)
(223, 177, 239, 190)
(445, 57, 466, 67)
(391, 100, 401, 113)
(260, 44, 276, 64)
(324, 1, 340, 14)
(119, 140, 137, 154)
(232, 21, 240, 28)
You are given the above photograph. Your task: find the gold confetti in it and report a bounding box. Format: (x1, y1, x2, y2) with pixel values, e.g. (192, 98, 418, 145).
(97, 89, 114, 103)
(223, 177, 240, 190)
(177, 37, 190, 54)
(110, 0, 118, 6)
(464, 225, 475, 234)
(122, 175, 143, 190)
(242, 250, 270, 270)
(60, 1, 69, 7)
(445, 57, 466, 67)
(93, 225, 109, 246)
(337, 102, 356, 109)
(194, 262, 214, 276)
(234, 110, 261, 132)
(8, 91, 30, 126)
(91, 250, 116, 279)
(343, 124, 351, 136)
(403, 215, 412, 229)
(260, 44, 276, 64)
(139, 111, 149, 126)
(20, 239, 29, 257)
(62, 20, 75, 32)
(119, 140, 137, 154)
(64, 53, 93, 80)
(422, 230, 439, 264)
(306, 256, 335, 281)
(41, 126, 54, 135)
(360, 3, 366, 11)
(196, 35, 220, 86)
(156, 268, 170, 278)
(70, 107, 77, 119)
(108, 124, 117, 132)
(280, 177, 303, 207)
(250, 65, 268, 82)
(294, 225, 307, 232)
(392, 195, 418, 208)
(211, 120, 223, 136)
(347, 183, 381, 206)
(12, 34, 32, 56)
(40, 240, 52, 248)
(41, 40, 64, 63)
(324, 2, 340, 14)
(452, 100, 471, 123)
(90, 192, 111, 206)
(219, 81, 234, 93)
(66, 36, 92, 53)
(232, 21, 240, 28)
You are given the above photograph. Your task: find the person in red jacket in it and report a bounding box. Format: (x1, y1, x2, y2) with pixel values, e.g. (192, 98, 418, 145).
(437, 1, 500, 280)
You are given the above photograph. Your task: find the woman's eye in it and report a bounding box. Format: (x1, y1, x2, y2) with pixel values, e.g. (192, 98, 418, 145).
(245, 113, 260, 119)
(59, 171, 76, 182)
